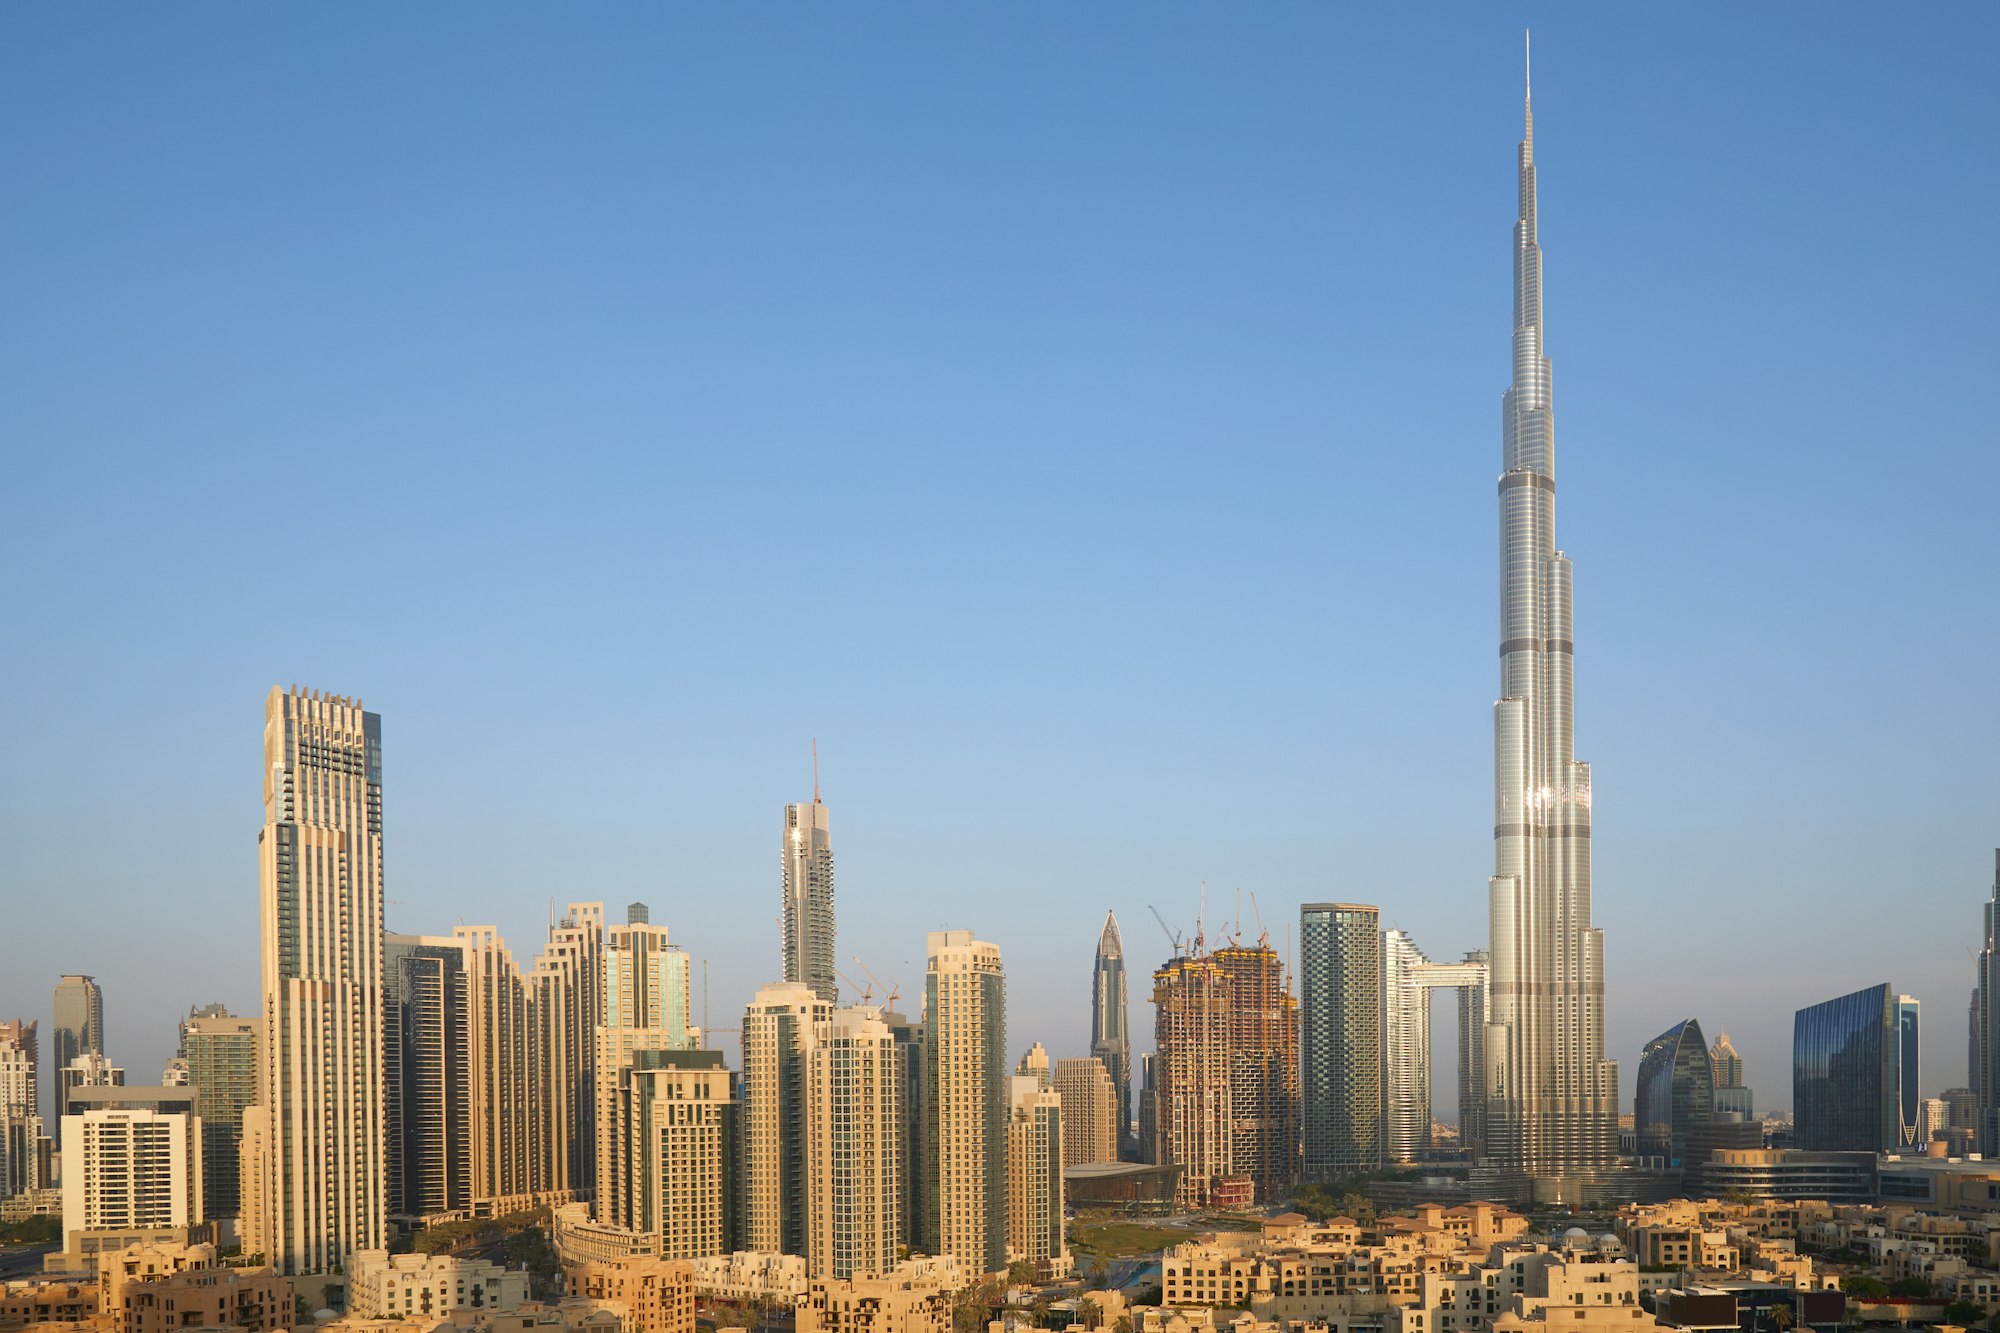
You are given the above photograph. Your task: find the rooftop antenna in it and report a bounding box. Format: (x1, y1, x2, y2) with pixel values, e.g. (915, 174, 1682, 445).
(812, 738, 821, 805)
(1525, 29, 1531, 101)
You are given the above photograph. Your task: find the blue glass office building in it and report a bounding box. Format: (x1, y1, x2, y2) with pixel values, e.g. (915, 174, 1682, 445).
(1794, 984, 1920, 1152)
(1636, 1018, 1714, 1167)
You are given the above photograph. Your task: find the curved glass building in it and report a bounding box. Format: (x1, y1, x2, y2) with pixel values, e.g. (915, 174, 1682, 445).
(1794, 983, 1921, 1152)
(1634, 1018, 1714, 1167)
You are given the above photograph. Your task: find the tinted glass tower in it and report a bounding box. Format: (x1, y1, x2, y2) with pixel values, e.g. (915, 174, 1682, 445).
(1634, 1019, 1714, 1167)
(1482, 47, 1620, 1196)
(1299, 903, 1381, 1179)
(1794, 982, 1920, 1152)
(783, 794, 837, 1005)
(1089, 913, 1131, 1156)
(1971, 852, 2000, 1154)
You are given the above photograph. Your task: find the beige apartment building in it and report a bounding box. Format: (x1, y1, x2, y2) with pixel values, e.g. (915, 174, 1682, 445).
(809, 1006, 904, 1280)
(246, 686, 387, 1275)
(1153, 954, 1232, 1210)
(532, 903, 606, 1200)
(612, 1049, 735, 1260)
(797, 1262, 953, 1333)
(1005, 1074, 1066, 1277)
(568, 1255, 696, 1333)
(1051, 1059, 1117, 1168)
(924, 932, 1007, 1278)
(595, 915, 696, 1233)
(741, 982, 827, 1261)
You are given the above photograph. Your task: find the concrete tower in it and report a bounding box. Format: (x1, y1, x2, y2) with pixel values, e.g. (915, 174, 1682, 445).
(247, 685, 387, 1274)
(51, 977, 103, 1119)
(923, 931, 1006, 1277)
(1482, 48, 1621, 1197)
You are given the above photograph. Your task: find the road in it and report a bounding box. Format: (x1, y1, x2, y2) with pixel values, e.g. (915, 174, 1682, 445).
(0, 1244, 59, 1281)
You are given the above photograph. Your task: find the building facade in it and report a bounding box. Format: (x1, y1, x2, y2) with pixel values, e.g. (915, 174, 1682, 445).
(532, 902, 605, 1200)
(923, 931, 1006, 1277)
(1051, 1057, 1117, 1168)
(383, 933, 474, 1222)
(61, 1100, 203, 1235)
(246, 685, 387, 1275)
(783, 797, 838, 1005)
(1213, 941, 1299, 1201)
(1710, 1032, 1745, 1092)
(1152, 952, 1233, 1208)
(181, 1012, 257, 1226)
(1090, 913, 1132, 1158)
(1634, 1019, 1714, 1167)
(1974, 853, 2000, 1155)
(611, 1048, 737, 1259)
(742, 981, 828, 1260)
(1300, 904, 1381, 1179)
(1481, 66, 1622, 1199)
(810, 1006, 904, 1280)
(596, 913, 697, 1229)
(1794, 982, 1920, 1153)
(1381, 931, 1489, 1165)
(1005, 1075, 1066, 1275)
(455, 924, 538, 1211)
(52, 977, 104, 1120)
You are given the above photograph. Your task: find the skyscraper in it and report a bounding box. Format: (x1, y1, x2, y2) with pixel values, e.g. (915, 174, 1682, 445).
(455, 925, 536, 1210)
(181, 1012, 258, 1226)
(1710, 1031, 1745, 1090)
(0, 1020, 38, 1125)
(783, 791, 837, 1005)
(1005, 1074, 1066, 1276)
(923, 931, 1006, 1278)
(604, 1047, 738, 1259)
(1089, 913, 1131, 1157)
(383, 933, 473, 1222)
(1634, 1019, 1714, 1167)
(530, 902, 605, 1200)
(1051, 1058, 1117, 1167)
(1794, 982, 1920, 1153)
(1212, 940, 1299, 1201)
(1299, 904, 1380, 1180)
(1970, 852, 2000, 1154)
(596, 914, 696, 1228)
(1151, 951, 1232, 1208)
(247, 686, 387, 1274)
(1481, 56, 1621, 1198)
(51, 977, 103, 1119)
(1380, 931, 1488, 1164)
(741, 982, 828, 1260)
(808, 1005, 904, 1280)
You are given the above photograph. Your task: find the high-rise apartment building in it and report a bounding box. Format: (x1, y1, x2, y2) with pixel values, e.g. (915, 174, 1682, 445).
(1634, 1020, 1715, 1167)
(809, 1006, 904, 1280)
(1005, 1075, 1066, 1276)
(783, 796, 837, 1005)
(1795, 983, 1921, 1153)
(52, 976, 104, 1117)
(596, 914, 696, 1229)
(1137, 1054, 1157, 1165)
(59, 1051, 125, 1116)
(455, 925, 537, 1210)
(1380, 931, 1488, 1164)
(1152, 952, 1232, 1209)
(246, 685, 387, 1274)
(0, 1021, 38, 1122)
(181, 1012, 257, 1225)
(531, 902, 605, 1199)
(1051, 1058, 1117, 1167)
(1300, 904, 1380, 1180)
(1212, 941, 1298, 1201)
(1017, 1043, 1050, 1089)
(923, 931, 1006, 1278)
(1480, 54, 1621, 1201)
(1089, 914, 1131, 1158)
(742, 982, 829, 1260)
(383, 934, 473, 1222)
(1970, 852, 2000, 1155)
(883, 1009, 927, 1256)
(63, 1084, 203, 1243)
(603, 1048, 737, 1259)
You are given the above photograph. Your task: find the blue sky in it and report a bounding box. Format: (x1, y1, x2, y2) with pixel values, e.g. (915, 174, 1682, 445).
(2, 6, 1995, 1118)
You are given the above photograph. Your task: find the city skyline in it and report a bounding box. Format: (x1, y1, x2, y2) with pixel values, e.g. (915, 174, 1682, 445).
(3, 9, 1996, 1124)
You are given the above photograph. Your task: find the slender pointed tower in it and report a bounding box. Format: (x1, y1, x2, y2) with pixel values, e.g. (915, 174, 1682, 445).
(1482, 40, 1621, 1201)
(1089, 913, 1131, 1156)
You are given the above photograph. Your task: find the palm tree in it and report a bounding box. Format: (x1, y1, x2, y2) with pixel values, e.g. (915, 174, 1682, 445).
(1769, 1301, 1794, 1333)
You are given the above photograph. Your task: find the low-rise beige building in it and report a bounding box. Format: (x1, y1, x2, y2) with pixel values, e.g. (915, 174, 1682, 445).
(567, 1256, 694, 1333)
(347, 1250, 533, 1321)
(797, 1263, 953, 1333)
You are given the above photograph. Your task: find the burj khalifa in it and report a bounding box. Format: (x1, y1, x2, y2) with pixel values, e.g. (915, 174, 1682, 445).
(1482, 44, 1622, 1201)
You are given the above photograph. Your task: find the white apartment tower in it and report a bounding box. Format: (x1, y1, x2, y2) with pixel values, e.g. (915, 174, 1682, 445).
(783, 794, 837, 1005)
(923, 931, 1006, 1278)
(595, 912, 695, 1227)
(808, 1005, 904, 1280)
(249, 686, 386, 1274)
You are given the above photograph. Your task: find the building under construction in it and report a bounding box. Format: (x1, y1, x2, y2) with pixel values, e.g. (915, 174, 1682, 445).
(1152, 951, 1233, 1210)
(1213, 940, 1299, 1201)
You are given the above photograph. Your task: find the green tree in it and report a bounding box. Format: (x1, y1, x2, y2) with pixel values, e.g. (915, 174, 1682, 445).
(1844, 1276, 1888, 1299)
(1942, 1302, 1986, 1325)
(1888, 1278, 1933, 1300)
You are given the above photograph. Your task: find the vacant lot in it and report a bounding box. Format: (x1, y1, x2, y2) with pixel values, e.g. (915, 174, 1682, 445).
(1071, 1222, 1183, 1260)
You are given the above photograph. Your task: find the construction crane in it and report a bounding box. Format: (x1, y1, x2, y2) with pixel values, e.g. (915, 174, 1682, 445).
(836, 963, 873, 1004)
(1250, 890, 1270, 948)
(855, 958, 901, 1012)
(1148, 905, 1184, 956)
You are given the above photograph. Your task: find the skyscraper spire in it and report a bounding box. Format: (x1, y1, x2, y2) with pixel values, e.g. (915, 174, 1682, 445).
(1523, 30, 1533, 156)
(1483, 52, 1620, 1203)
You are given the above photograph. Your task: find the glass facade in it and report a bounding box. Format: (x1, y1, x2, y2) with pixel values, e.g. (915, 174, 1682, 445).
(1795, 983, 1920, 1152)
(1634, 1018, 1714, 1167)
(1299, 903, 1380, 1179)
